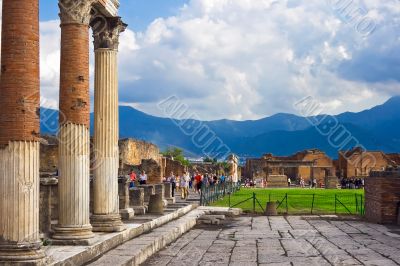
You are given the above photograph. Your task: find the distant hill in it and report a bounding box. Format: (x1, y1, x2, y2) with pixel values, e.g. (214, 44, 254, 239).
(41, 96, 400, 158)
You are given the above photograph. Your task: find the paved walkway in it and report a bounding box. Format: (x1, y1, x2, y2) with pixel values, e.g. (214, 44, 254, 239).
(143, 216, 400, 266)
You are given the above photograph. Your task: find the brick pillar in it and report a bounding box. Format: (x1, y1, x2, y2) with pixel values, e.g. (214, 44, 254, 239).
(53, 0, 97, 242)
(0, 0, 45, 263)
(91, 17, 127, 232)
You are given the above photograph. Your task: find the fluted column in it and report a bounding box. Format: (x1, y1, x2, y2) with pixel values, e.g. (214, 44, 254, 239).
(0, 0, 45, 263)
(53, 0, 96, 241)
(91, 18, 127, 232)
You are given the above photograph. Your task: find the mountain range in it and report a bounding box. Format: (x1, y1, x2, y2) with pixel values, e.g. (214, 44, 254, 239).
(40, 96, 400, 159)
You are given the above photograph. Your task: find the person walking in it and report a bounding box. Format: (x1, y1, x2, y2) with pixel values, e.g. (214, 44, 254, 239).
(180, 171, 190, 200)
(168, 172, 176, 197)
(194, 172, 202, 194)
(287, 177, 291, 188)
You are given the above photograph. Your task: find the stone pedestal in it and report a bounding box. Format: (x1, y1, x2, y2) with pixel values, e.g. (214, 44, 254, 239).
(129, 188, 146, 215)
(118, 177, 134, 220)
(148, 194, 164, 215)
(164, 182, 176, 204)
(91, 19, 126, 232)
(40, 177, 59, 236)
(265, 202, 278, 216)
(324, 176, 338, 189)
(140, 185, 155, 204)
(155, 184, 168, 207)
(266, 175, 288, 188)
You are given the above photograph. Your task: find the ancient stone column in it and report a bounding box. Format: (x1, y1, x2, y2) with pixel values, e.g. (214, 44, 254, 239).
(90, 17, 127, 232)
(53, 0, 97, 242)
(0, 0, 45, 262)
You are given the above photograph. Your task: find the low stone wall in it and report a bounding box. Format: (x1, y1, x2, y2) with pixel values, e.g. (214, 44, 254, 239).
(266, 175, 288, 188)
(365, 171, 400, 224)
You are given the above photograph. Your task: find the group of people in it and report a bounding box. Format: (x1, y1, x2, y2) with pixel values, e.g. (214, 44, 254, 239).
(126, 169, 230, 200)
(340, 178, 364, 189)
(164, 172, 229, 199)
(129, 170, 148, 188)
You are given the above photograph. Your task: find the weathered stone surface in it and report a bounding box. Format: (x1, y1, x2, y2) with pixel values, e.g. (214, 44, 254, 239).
(148, 194, 164, 215)
(144, 214, 400, 266)
(140, 184, 155, 203)
(119, 138, 161, 170)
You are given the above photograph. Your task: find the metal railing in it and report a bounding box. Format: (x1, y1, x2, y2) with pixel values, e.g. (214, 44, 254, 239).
(200, 182, 241, 206)
(222, 191, 365, 216)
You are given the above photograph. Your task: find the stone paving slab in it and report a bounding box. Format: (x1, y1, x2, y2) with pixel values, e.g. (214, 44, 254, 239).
(143, 215, 400, 266)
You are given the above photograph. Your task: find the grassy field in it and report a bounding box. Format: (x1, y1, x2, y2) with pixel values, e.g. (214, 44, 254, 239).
(210, 188, 365, 215)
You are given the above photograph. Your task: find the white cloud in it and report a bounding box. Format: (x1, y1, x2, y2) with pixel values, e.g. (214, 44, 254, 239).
(24, 0, 400, 120)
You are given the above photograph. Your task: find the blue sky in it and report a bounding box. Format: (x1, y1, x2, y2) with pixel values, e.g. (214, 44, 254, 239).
(37, 0, 400, 120)
(39, 0, 189, 31)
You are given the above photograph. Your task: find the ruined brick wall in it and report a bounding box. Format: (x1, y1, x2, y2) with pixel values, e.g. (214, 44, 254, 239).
(365, 172, 400, 224)
(141, 159, 162, 184)
(339, 151, 390, 178)
(0, 0, 40, 144)
(165, 158, 186, 177)
(119, 138, 161, 170)
(40, 143, 58, 173)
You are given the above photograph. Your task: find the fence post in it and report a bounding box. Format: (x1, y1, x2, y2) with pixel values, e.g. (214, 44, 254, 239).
(355, 194, 358, 214)
(334, 194, 337, 214)
(311, 194, 315, 214)
(253, 192, 256, 214)
(286, 193, 288, 214)
(200, 186, 203, 206)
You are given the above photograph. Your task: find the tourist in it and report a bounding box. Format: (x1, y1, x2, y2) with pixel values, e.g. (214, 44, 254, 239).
(312, 178, 317, 189)
(180, 171, 190, 199)
(139, 170, 148, 185)
(194, 172, 202, 193)
(167, 172, 176, 197)
(300, 177, 305, 188)
(129, 170, 136, 188)
(287, 177, 291, 187)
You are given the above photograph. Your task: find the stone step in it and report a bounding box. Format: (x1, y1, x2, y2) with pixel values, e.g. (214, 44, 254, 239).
(86, 209, 208, 266)
(86, 207, 242, 266)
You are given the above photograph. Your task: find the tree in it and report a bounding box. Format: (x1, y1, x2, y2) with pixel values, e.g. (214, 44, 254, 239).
(162, 147, 190, 167)
(203, 157, 217, 163)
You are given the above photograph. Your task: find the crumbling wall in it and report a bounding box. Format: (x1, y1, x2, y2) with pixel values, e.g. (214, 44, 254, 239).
(119, 138, 161, 173)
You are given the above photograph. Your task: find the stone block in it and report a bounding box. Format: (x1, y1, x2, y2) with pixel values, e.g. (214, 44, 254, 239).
(324, 176, 339, 189)
(140, 185, 155, 203)
(148, 194, 164, 215)
(120, 208, 135, 220)
(265, 202, 278, 216)
(130, 187, 145, 207)
(267, 175, 288, 188)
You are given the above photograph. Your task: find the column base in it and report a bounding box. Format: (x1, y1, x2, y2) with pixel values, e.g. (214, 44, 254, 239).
(91, 214, 125, 232)
(0, 242, 47, 265)
(52, 224, 95, 246)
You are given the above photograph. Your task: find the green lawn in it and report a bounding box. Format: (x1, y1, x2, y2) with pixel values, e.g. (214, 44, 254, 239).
(210, 188, 365, 215)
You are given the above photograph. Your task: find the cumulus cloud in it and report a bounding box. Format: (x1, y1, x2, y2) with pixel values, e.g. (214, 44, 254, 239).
(23, 0, 400, 120)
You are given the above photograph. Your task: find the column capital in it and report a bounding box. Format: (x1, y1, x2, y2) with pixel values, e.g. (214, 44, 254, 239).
(59, 0, 97, 25)
(92, 17, 127, 51)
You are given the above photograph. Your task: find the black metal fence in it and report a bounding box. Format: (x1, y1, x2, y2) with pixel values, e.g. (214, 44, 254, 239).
(209, 190, 365, 216)
(200, 182, 241, 206)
